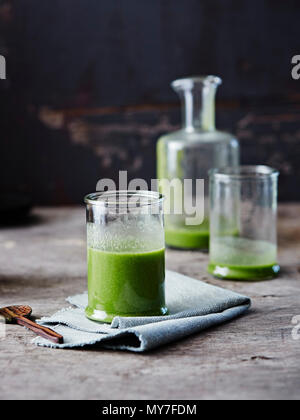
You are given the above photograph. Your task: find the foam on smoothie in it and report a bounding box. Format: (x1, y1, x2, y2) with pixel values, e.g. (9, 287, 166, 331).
(87, 216, 165, 253)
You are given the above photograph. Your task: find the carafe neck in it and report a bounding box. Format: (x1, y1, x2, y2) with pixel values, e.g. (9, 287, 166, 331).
(172, 76, 221, 132)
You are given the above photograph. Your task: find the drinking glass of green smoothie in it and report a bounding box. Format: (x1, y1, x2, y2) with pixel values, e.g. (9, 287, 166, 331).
(84, 191, 168, 323)
(208, 166, 280, 281)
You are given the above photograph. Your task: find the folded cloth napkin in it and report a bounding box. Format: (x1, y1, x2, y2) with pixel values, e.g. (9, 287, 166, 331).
(33, 270, 251, 352)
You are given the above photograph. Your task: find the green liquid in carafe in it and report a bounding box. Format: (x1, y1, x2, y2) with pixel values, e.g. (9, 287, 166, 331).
(165, 220, 209, 250)
(156, 76, 240, 251)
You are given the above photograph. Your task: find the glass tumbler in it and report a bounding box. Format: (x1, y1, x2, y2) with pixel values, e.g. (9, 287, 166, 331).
(208, 166, 280, 281)
(84, 191, 167, 323)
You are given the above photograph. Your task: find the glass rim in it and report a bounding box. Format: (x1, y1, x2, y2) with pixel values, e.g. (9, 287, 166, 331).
(209, 165, 279, 181)
(84, 190, 164, 207)
(172, 75, 222, 90)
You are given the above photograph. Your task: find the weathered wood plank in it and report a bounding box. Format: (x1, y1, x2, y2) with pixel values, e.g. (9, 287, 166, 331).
(0, 205, 299, 400)
(1, 1, 300, 204)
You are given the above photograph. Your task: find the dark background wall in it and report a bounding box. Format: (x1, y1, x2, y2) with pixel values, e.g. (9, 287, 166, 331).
(0, 0, 300, 204)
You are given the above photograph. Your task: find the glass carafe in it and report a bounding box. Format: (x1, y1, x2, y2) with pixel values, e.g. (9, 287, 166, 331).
(85, 191, 167, 323)
(157, 76, 240, 250)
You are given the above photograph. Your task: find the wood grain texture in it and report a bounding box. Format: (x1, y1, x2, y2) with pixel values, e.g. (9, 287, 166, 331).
(15, 316, 64, 344)
(0, 305, 32, 320)
(0, 305, 63, 343)
(0, 205, 299, 400)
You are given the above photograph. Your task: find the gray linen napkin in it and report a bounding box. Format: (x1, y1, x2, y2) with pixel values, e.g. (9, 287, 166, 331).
(33, 270, 251, 352)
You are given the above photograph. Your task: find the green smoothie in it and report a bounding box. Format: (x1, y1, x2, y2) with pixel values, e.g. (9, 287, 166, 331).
(157, 140, 210, 250)
(86, 247, 167, 323)
(208, 237, 280, 281)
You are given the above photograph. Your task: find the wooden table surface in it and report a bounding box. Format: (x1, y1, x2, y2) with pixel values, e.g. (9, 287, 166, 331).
(0, 205, 299, 400)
